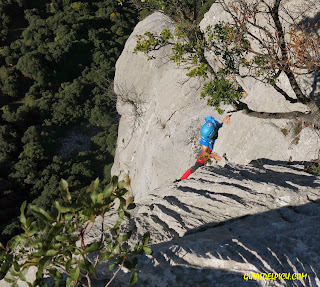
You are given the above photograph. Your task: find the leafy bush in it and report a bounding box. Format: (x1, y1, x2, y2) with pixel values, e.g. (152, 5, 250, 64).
(0, 176, 151, 286)
(200, 73, 242, 114)
(134, 24, 243, 113)
(304, 162, 320, 175)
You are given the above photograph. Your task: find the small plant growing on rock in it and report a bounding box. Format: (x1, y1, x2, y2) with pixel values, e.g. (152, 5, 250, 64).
(281, 128, 289, 136)
(293, 120, 303, 144)
(304, 160, 320, 175)
(0, 176, 151, 286)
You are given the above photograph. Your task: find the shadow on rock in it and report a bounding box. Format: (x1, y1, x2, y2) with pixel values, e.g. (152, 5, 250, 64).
(130, 199, 320, 287)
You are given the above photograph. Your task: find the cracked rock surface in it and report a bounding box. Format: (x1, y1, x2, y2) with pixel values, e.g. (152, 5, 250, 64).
(111, 12, 231, 199)
(112, 11, 320, 198)
(92, 161, 320, 286)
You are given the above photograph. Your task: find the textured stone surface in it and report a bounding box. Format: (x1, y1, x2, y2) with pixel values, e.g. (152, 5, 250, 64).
(2, 163, 319, 287)
(213, 111, 320, 165)
(112, 8, 320, 198)
(91, 162, 320, 286)
(2, 3, 320, 287)
(0, 267, 37, 287)
(199, 0, 320, 113)
(235, 74, 310, 114)
(111, 12, 231, 199)
(109, 7, 320, 285)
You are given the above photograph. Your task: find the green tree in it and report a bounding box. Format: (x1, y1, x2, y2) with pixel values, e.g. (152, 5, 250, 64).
(19, 143, 46, 161)
(118, 0, 212, 23)
(91, 125, 118, 154)
(51, 80, 88, 125)
(0, 67, 19, 98)
(2, 105, 36, 124)
(0, 0, 26, 45)
(0, 0, 138, 242)
(131, 0, 320, 120)
(9, 157, 39, 185)
(0, 177, 152, 286)
(0, 125, 18, 164)
(17, 52, 50, 84)
(21, 126, 40, 144)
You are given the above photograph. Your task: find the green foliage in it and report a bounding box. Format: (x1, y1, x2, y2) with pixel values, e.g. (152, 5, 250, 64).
(9, 157, 39, 185)
(0, 0, 25, 45)
(205, 23, 249, 74)
(200, 72, 242, 114)
(17, 52, 49, 85)
(0, 0, 138, 241)
(0, 125, 18, 164)
(21, 126, 40, 144)
(118, 0, 211, 23)
(304, 162, 320, 175)
(1, 104, 33, 123)
(91, 125, 118, 154)
(134, 31, 168, 60)
(0, 67, 19, 98)
(133, 22, 245, 113)
(0, 177, 152, 286)
(70, 2, 89, 13)
(133, 1, 316, 113)
(19, 142, 46, 160)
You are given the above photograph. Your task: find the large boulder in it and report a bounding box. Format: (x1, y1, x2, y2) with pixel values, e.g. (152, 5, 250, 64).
(112, 6, 320, 198)
(112, 12, 230, 199)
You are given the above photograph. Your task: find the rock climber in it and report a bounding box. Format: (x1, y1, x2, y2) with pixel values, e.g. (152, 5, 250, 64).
(178, 115, 231, 181)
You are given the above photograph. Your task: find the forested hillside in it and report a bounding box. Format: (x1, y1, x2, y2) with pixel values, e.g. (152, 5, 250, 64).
(0, 0, 137, 242)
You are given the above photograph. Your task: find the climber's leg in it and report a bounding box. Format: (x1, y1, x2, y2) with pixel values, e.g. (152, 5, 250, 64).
(180, 162, 204, 180)
(179, 149, 211, 181)
(190, 162, 204, 173)
(180, 168, 191, 180)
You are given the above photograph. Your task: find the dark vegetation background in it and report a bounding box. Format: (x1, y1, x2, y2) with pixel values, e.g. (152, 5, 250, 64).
(0, 0, 138, 243)
(0, 0, 215, 243)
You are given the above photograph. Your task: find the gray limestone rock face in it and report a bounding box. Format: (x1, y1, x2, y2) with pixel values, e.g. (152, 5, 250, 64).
(200, 0, 320, 166)
(0, 267, 37, 287)
(2, 2, 320, 287)
(111, 12, 231, 199)
(108, 8, 320, 285)
(2, 163, 319, 287)
(112, 7, 320, 198)
(88, 162, 320, 286)
(213, 111, 320, 165)
(199, 0, 320, 114)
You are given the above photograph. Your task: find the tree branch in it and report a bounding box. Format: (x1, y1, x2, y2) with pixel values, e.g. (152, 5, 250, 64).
(86, 272, 92, 287)
(271, 83, 298, 103)
(105, 260, 125, 287)
(233, 99, 305, 120)
(270, 0, 309, 104)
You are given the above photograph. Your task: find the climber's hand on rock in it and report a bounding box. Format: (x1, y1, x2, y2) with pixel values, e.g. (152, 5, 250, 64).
(223, 115, 231, 125)
(211, 153, 221, 161)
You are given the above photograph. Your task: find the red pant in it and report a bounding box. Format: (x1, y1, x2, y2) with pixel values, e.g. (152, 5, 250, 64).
(180, 148, 212, 180)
